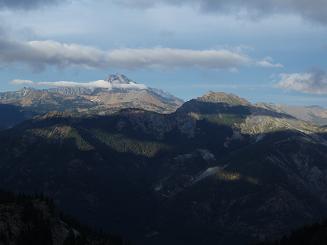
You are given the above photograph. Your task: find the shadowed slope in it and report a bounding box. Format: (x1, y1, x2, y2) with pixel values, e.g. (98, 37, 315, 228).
(0, 92, 326, 244)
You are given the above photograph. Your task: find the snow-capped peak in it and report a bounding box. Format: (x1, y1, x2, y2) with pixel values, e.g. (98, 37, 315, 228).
(106, 74, 147, 90)
(107, 74, 132, 84)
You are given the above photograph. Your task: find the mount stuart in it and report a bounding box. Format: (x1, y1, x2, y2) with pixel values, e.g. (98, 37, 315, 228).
(0, 74, 183, 129)
(0, 75, 327, 245)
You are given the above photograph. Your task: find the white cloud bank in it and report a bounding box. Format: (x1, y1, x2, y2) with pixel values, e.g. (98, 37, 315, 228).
(277, 70, 327, 95)
(0, 38, 282, 71)
(11, 79, 147, 90)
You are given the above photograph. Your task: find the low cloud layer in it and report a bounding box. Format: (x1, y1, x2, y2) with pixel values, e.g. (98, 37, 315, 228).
(0, 38, 282, 71)
(116, 0, 327, 24)
(278, 70, 327, 95)
(11, 79, 148, 90)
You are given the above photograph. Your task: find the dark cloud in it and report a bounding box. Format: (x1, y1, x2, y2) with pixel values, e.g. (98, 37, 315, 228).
(116, 0, 327, 24)
(0, 0, 63, 10)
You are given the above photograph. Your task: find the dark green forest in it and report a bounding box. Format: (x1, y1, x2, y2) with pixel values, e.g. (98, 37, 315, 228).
(0, 190, 125, 245)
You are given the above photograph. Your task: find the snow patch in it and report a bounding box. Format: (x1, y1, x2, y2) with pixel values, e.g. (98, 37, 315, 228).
(197, 149, 216, 161)
(194, 167, 220, 183)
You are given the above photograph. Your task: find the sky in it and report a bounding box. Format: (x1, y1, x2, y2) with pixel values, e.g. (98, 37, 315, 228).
(0, 0, 326, 106)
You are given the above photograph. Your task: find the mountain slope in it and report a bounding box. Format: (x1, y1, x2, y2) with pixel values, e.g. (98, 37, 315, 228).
(0, 104, 36, 130)
(258, 220, 327, 245)
(0, 190, 123, 245)
(0, 92, 326, 244)
(257, 103, 327, 126)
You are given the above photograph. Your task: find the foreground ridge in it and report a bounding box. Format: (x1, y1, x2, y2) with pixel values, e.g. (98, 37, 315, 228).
(0, 89, 326, 244)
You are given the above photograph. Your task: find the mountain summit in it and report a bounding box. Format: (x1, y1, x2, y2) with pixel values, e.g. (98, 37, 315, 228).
(107, 74, 134, 84)
(106, 74, 148, 91)
(197, 91, 250, 106)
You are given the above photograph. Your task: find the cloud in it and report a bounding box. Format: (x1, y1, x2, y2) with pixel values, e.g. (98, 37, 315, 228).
(115, 0, 327, 24)
(108, 48, 252, 70)
(0, 0, 63, 10)
(11, 79, 34, 85)
(277, 70, 327, 95)
(256, 57, 284, 68)
(0, 38, 282, 71)
(0, 38, 110, 70)
(11, 79, 148, 90)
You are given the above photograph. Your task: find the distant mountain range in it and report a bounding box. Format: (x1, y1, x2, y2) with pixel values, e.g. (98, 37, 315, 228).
(0, 74, 183, 129)
(257, 103, 327, 126)
(0, 85, 326, 244)
(0, 75, 326, 131)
